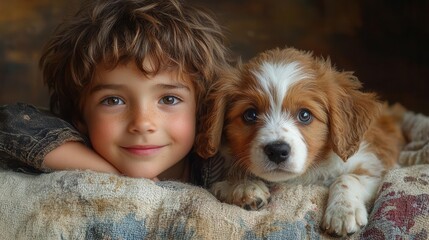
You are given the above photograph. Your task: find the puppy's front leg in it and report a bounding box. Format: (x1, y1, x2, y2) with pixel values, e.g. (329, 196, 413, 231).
(322, 174, 380, 237)
(210, 178, 271, 210)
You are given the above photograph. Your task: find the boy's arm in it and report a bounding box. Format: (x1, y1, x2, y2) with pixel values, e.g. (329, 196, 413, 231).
(0, 103, 119, 174)
(44, 141, 119, 173)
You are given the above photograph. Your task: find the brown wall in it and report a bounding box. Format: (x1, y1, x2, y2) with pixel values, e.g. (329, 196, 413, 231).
(1, 0, 428, 114)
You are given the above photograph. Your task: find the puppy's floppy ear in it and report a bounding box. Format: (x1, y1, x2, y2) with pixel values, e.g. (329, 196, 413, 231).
(195, 73, 230, 159)
(329, 71, 381, 161)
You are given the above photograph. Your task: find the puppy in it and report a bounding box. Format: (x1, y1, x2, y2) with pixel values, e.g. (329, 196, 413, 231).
(196, 47, 405, 237)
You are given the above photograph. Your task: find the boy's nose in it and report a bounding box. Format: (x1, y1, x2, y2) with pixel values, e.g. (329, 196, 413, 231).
(127, 107, 157, 133)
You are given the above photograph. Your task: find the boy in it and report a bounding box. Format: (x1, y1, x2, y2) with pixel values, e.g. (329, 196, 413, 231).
(0, 0, 229, 186)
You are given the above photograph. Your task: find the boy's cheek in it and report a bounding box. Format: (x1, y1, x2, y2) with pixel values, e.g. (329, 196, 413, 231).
(169, 114, 196, 143)
(85, 115, 118, 142)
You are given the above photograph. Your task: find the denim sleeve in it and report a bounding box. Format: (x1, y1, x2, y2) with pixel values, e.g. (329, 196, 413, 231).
(188, 151, 225, 188)
(0, 103, 86, 172)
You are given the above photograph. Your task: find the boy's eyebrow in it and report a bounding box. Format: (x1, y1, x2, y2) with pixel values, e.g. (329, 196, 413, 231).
(89, 83, 191, 94)
(158, 83, 191, 91)
(89, 84, 124, 94)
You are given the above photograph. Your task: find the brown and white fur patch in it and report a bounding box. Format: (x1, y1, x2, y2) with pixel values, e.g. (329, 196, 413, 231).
(196, 47, 405, 237)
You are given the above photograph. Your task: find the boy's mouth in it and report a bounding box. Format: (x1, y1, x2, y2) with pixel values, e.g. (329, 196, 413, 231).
(121, 145, 166, 156)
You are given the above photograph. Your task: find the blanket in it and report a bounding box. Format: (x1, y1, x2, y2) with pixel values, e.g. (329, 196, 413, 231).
(1, 110, 428, 240)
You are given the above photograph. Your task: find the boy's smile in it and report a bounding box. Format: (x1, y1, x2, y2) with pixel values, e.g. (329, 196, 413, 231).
(121, 144, 168, 156)
(79, 61, 196, 180)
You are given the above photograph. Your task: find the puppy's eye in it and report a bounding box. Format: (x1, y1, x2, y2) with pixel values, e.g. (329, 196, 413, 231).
(243, 108, 258, 123)
(297, 108, 313, 125)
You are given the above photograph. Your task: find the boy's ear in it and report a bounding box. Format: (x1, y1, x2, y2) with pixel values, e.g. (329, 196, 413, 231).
(329, 71, 381, 161)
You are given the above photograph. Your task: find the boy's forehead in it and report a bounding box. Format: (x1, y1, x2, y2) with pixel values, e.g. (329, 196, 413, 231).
(94, 60, 195, 87)
(141, 56, 197, 85)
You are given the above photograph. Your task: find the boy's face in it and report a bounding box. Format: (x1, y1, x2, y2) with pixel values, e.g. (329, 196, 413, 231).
(80, 61, 196, 179)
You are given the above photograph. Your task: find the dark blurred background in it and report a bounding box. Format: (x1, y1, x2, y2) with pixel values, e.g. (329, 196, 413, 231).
(1, 0, 428, 114)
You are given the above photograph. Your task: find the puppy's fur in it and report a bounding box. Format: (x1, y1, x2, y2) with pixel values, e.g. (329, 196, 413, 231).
(196, 48, 405, 237)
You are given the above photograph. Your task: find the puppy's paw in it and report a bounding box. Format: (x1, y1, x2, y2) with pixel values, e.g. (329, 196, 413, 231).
(321, 199, 368, 237)
(210, 179, 271, 210)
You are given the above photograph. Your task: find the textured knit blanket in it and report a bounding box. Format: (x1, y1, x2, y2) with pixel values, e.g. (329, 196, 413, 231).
(1, 111, 428, 240)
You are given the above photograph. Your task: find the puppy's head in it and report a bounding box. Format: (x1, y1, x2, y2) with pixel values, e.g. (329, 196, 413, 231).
(196, 48, 381, 182)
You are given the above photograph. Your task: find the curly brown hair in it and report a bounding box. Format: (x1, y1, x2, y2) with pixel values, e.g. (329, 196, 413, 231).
(40, 0, 230, 126)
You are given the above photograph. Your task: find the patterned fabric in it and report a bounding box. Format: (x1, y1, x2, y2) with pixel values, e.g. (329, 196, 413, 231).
(359, 165, 429, 240)
(0, 165, 428, 239)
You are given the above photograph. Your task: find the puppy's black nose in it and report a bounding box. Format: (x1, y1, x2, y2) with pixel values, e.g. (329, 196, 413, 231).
(264, 141, 291, 164)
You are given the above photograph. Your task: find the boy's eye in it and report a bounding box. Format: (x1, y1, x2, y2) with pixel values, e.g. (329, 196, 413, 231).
(160, 96, 181, 105)
(101, 97, 125, 105)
